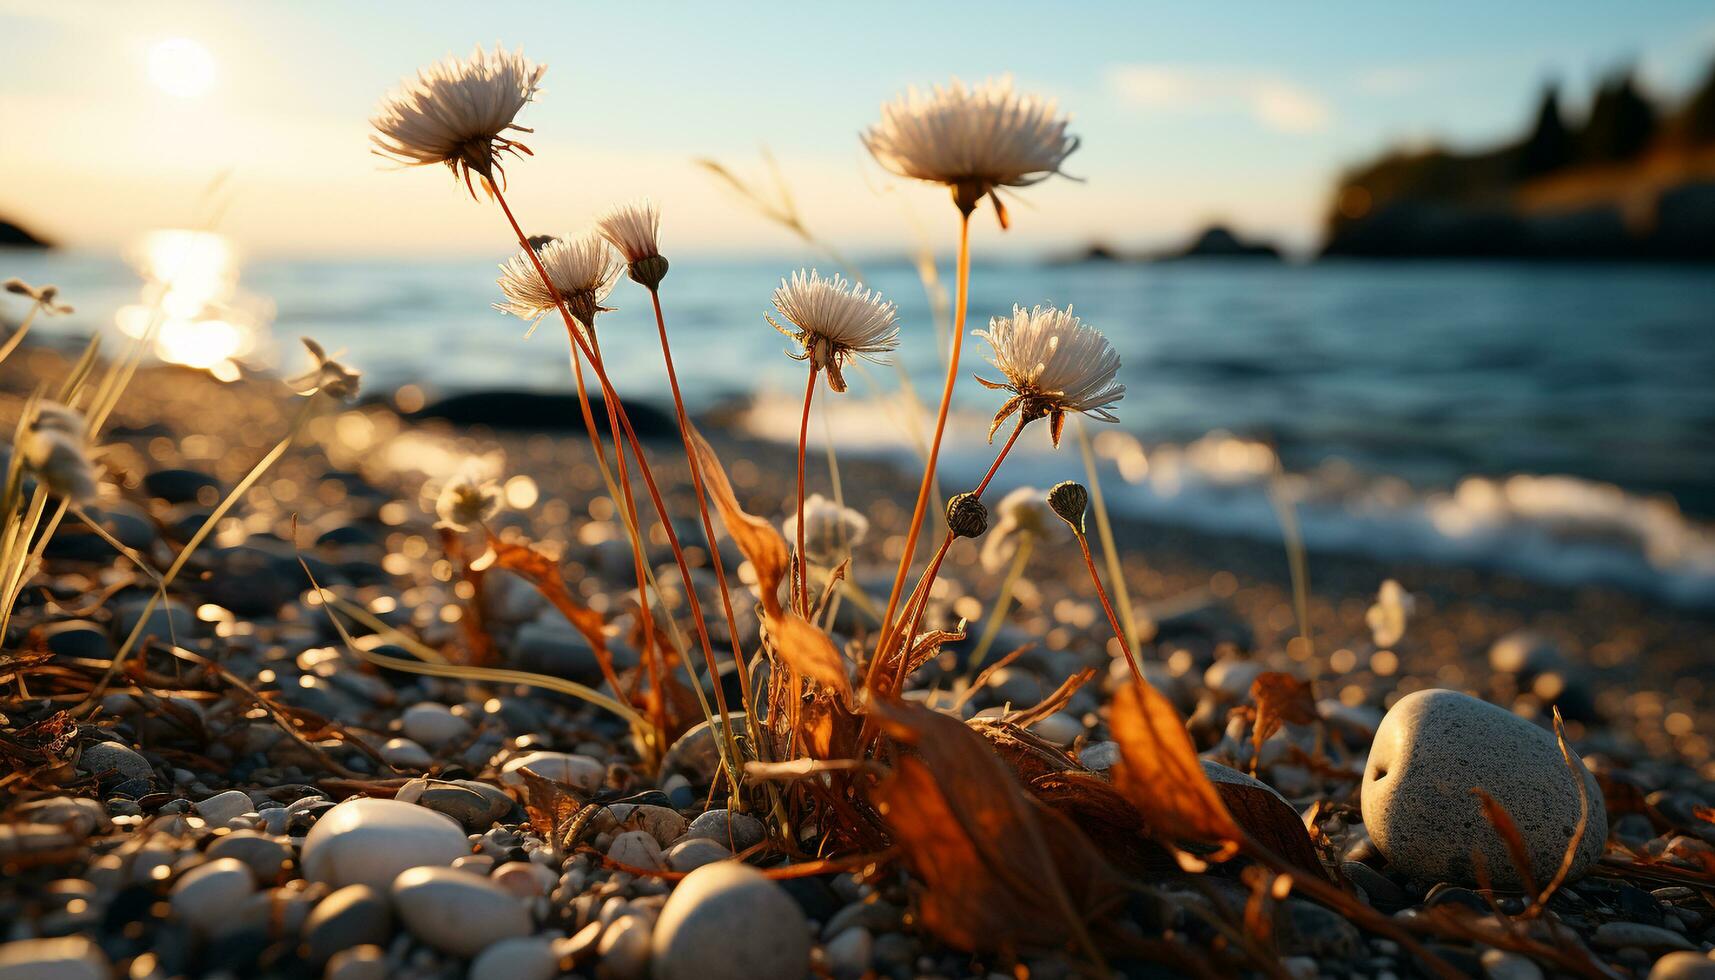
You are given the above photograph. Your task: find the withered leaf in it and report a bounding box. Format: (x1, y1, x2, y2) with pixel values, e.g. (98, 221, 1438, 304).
(687, 425, 788, 618)
(1212, 780, 1326, 879)
(1110, 678, 1243, 857)
(1030, 771, 1178, 880)
(485, 533, 613, 667)
(1249, 672, 1317, 766)
(517, 766, 588, 841)
(870, 699, 1125, 957)
(766, 611, 853, 706)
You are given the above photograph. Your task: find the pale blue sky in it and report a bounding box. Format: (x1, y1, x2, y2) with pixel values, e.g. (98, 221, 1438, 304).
(4, 1, 1713, 255)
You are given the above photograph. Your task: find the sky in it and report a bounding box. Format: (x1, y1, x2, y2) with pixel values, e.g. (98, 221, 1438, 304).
(3, 1, 1714, 258)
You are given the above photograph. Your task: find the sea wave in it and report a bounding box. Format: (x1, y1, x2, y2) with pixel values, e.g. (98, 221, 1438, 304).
(734, 390, 1715, 609)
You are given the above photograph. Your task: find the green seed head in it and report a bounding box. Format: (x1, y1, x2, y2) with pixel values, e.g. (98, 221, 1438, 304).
(628, 255, 669, 290)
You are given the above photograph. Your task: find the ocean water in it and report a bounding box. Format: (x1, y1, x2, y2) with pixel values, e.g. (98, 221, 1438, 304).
(8, 247, 1715, 606)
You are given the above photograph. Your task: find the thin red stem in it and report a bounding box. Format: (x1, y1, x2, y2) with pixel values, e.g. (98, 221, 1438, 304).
(874, 211, 972, 668)
(794, 365, 817, 616)
(490, 184, 735, 739)
(648, 288, 754, 718)
(1074, 531, 1143, 685)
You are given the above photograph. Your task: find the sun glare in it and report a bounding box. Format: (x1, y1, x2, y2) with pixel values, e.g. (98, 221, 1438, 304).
(147, 37, 217, 99)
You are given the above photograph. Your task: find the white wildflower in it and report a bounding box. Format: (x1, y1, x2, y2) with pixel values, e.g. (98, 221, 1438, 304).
(782, 493, 870, 565)
(974, 305, 1124, 445)
(980, 486, 1058, 573)
(371, 44, 545, 193)
(495, 232, 621, 331)
(767, 270, 899, 393)
(288, 338, 362, 402)
(435, 466, 504, 531)
(22, 401, 97, 503)
(1366, 579, 1414, 649)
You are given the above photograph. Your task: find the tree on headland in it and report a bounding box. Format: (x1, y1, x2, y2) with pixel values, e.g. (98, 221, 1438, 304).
(1577, 71, 1657, 164)
(1515, 84, 1574, 179)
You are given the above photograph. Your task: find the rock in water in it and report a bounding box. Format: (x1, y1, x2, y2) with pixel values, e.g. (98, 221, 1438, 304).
(300, 798, 469, 890)
(652, 862, 810, 980)
(391, 866, 531, 957)
(1361, 689, 1605, 888)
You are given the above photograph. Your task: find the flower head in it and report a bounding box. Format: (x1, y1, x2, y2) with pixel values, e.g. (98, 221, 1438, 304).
(22, 401, 97, 504)
(863, 76, 1079, 223)
(595, 198, 667, 288)
(767, 270, 899, 392)
(781, 493, 870, 565)
(974, 305, 1124, 445)
(495, 232, 620, 332)
(1366, 579, 1414, 649)
(4, 279, 73, 315)
(371, 45, 545, 195)
(288, 338, 362, 402)
(980, 486, 1058, 573)
(435, 466, 504, 531)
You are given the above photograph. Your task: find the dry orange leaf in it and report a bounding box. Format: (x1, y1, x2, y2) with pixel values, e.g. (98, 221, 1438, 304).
(1110, 678, 1243, 857)
(767, 610, 853, 706)
(485, 533, 612, 662)
(686, 425, 788, 618)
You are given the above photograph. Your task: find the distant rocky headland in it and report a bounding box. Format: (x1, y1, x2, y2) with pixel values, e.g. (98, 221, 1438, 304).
(1324, 63, 1715, 261)
(1060, 224, 1282, 264)
(0, 216, 50, 249)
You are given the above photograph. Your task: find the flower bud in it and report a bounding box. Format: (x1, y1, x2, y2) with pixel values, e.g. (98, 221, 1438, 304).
(628, 255, 669, 291)
(1047, 481, 1088, 535)
(945, 492, 989, 539)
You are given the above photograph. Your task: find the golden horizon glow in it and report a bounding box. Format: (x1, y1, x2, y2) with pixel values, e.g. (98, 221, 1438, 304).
(147, 37, 217, 100)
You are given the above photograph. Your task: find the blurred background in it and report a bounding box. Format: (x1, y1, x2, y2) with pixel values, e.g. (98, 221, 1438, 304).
(4, 0, 1714, 606)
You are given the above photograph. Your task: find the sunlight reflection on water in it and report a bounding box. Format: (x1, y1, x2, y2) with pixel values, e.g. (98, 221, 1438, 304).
(114, 229, 272, 380)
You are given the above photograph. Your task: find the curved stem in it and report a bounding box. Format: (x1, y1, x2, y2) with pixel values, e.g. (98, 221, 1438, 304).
(648, 289, 754, 719)
(1073, 530, 1143, 685)
(873, 210, 972, 678)
(489, 185, 739, 780)
(793, 365, 817, 616)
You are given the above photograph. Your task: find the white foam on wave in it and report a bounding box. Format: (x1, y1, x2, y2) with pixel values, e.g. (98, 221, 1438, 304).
(734, 389, 1715, 609)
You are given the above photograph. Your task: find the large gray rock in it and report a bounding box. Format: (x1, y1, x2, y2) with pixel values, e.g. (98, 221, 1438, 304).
(169, 858, 255, 935)
(391, 866, 531, 957)
(0, 936, 111, 980)
(1361, 689, 1606, 888)
(652, 862, 809, 980)
(300, 798, 468, 890)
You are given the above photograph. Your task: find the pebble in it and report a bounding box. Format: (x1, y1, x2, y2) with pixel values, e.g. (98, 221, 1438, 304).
(1592, 921, 1697, 952)
(169, 858, 255, 935)
(401, 702, 472, 747)
(300, 797, 469, 890)
(652, 862, 810, 980)
(195, 789, 256, 826)
(1481, 949, 1544, 980)
(492, 860, 557, 898)
(598, 913, 652, 980)
(324, 945, 389, 980)
(683, 809, 766, 852)
(392, 865, 533, 957)
(1361, 689, 1606, 888)
(471, 936, 560, 980)
(608, 830, 665, 870)
(825, 926, 873, 979)
(112, 598, 197, 646)
(1648, 952, 1715, 980)
(380, 737, 433, 769)
(0, 937, 111, 980)
(501, 750, 606, 791)
(76, 741, 153, 790)
(303, 883, 393, 963)
(665, 838, 731, 872)
(205, 830, 292, 880)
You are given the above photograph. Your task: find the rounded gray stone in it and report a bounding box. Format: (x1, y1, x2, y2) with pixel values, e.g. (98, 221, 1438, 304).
(391, 866, 531, 957)
(652, 862, 809, 980)
(303, 883, 393, 964)
(300, 798, 469, 891)
(1361, 689, 1606, 889)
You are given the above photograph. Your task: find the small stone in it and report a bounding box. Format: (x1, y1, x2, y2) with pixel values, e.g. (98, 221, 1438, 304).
(196, 789, 256, 826)
(825, 927, 872, 979)
(501, 750, 605, 791)
(1341, 862, 1409, 912)
(608, 830, 664, 870)
(392, 866, 532, 957)
(111, 598, 197, 646)
(143, 468, 220, 504)
(653, 862, 810, 980)
(300, 798, 469, 890)
(471, 936, 559, 980)
(401, 703, 471, 747)
(491, 861, 557, 899)
(1481, 949, 1544, 980)
(1592, 921, 1696, 952)
(205, 830, 291, 880)
(381, 737, 433, 769)
(599, 914, 652, 980)
(0, 936, 111, 980)
(683, 809, 765, 852)
(1648, 952, 1715, 980)
(77, 741, 153, 790)
(324, 945, 388, 980)
(659, 715, 748, 787)
(665, 838, 731, 873)
(14, 797, 108, 838)
(1361, 689, 1606, 888)
(609, 803, 688, 846)
(303, 883, 392, 964)
(170, 858, 255, 936)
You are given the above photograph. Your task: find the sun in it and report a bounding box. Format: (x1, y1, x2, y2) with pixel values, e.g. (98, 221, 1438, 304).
(147, 37, 217, 99)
